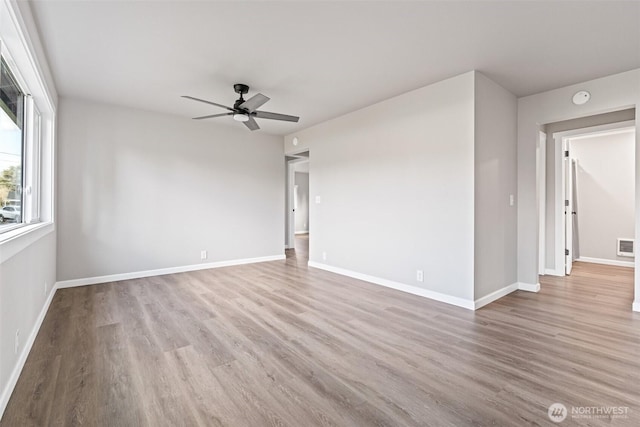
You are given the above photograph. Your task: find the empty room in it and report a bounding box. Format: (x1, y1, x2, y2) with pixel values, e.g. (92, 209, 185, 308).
(1, 1, 639, 425)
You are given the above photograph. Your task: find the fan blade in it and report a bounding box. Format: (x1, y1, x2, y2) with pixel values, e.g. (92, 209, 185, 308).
(254, 111, 299, 122)
(239, 93, 270, 112)
(243, 116, 260, 131)
(182, 95, 235, 112)
(192, 113, 233, 120)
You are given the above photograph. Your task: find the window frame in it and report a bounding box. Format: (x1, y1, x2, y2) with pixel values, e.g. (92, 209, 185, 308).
(0, 50, 28, 234)
(0, 0, 57, 258)
(21, 94, 43, 225)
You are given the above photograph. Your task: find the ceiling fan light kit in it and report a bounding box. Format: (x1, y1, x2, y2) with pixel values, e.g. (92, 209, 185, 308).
(182, 83, 300, 131)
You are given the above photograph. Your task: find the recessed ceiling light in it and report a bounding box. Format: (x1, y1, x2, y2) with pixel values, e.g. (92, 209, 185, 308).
(292, 137, 299, 146)
(572, 91, 591, 105)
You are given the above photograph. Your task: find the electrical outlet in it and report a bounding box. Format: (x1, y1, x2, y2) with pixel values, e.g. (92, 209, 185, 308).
(509, 194, 515, 206)
(200, 250, 207, 260)
(322, 251, 327, 261)
(315, 196, 322, 204)
(416, 270, 424, 282)
(44, 281, 48, 295)
(14, 329, 20, 355)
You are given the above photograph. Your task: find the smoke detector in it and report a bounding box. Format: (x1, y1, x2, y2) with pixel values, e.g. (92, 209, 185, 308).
(572, 91, 591, 105)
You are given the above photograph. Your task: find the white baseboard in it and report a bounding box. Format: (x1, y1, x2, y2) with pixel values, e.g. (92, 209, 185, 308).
(576, 257, 635, 268)
(0, 283, 57, 418)
(307, 261, 475, 310)
(56, 254, 286, 289)
(633, 301, 640, 312)
(474, 283, 519, 310)
(294, 231, 309, 235)
(518, 282, 541, 292)
(544, 268, 565, 277)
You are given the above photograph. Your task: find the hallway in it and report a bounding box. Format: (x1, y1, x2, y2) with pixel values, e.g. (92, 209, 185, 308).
(540, 261, 635, 312)
(285, 234, 309, 267)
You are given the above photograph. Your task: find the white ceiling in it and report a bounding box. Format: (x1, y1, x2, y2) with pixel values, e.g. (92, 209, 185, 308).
(29, 1, 640, 136)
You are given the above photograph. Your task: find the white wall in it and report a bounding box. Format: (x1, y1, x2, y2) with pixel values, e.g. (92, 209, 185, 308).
(0, 232, 56, 405)
(570, 131, 635, 262)
(517, 68, 640, 309)
(285, 72, 476, 302)
(57, 98, 284, 281)
(474, 73, 518, 299)
(294, 171, 309, 233)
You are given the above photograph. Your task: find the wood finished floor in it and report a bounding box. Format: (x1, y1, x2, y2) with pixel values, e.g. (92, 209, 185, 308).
(2, 237, 639, 426)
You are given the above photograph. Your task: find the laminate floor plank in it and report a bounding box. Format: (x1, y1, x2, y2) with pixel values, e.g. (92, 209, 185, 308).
(47, 306, 97, 427)
(2, 240, 639, 426)
(206, 297, 397, 426)
(0, 355, 61, 427)
(164, 346, 240, 427)
(95, 323, 147, 427)
(150, 291, 236, 366)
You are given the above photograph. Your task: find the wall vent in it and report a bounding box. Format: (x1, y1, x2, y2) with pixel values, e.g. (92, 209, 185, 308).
(617, 238, 635, 257)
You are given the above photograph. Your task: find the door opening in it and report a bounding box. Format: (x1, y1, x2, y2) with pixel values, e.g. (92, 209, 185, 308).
(285, 151, 309, 261)
(552, 120, 635, 276)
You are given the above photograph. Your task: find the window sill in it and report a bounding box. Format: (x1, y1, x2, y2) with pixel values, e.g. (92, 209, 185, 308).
(0, 222, 54, 264)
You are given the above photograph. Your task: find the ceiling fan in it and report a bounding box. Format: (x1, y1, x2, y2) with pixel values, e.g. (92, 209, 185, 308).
(182, 84, 299, 131)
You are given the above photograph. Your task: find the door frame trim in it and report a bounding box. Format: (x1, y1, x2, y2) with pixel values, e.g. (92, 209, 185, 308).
(537, 131, 547, 276)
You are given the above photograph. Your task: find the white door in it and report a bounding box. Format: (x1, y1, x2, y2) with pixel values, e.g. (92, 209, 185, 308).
(564, 142, 573, 275)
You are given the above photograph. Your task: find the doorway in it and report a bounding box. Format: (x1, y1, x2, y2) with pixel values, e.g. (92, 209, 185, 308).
(552, 120, 635, 276)
(285, 152, 309, 262)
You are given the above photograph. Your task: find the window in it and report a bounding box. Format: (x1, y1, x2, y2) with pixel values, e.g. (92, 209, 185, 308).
(0, 57, 25, 229)
(0, 1, 55, 243)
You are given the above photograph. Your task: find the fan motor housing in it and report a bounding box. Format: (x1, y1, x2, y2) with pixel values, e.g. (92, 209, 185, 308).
(233, 99, 245, 110)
